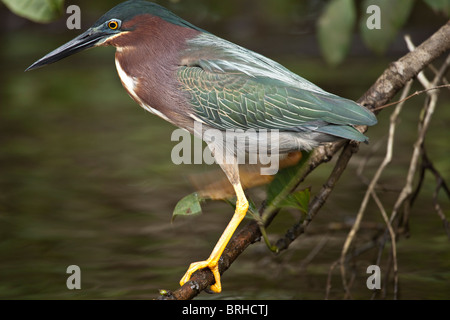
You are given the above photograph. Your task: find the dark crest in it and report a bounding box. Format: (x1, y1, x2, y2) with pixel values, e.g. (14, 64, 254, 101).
(93, 0, 205, 32)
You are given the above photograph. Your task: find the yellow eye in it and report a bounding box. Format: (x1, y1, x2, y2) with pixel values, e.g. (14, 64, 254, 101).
(108, 20, 119, 30)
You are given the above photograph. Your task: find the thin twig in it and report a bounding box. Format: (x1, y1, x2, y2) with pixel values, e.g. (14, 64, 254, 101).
(371, 191, 398, 299)
(410, 149, 450, 238)
(298, 235, 329, 271)
(325, 260, 339, 299)
(339, 80, 412, 296)
(389, 44, 450, 227)
(326, 238, 380, 299)
(372, 84, 450, 111)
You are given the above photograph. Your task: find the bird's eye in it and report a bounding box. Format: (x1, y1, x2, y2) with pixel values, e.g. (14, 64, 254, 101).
(108, 19, 120, 30)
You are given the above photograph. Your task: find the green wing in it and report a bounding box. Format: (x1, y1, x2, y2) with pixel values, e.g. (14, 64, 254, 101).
(177, 33, 377, 141)
(177, 66, 376, 141)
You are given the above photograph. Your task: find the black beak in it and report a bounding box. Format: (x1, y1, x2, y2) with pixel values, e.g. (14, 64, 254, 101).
(26, 28, 109, 71)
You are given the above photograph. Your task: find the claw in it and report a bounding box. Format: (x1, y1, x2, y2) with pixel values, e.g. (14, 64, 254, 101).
(180, 259, 222, 293)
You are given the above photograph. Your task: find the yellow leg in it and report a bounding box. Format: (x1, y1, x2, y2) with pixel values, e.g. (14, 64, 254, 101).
(180, 182, 249, 293)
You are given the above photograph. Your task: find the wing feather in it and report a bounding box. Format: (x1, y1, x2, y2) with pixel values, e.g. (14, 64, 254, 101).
(177, 33, 377, 141)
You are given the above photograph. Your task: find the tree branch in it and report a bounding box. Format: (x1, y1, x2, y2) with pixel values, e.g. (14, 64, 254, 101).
(158, 21, 450, 300)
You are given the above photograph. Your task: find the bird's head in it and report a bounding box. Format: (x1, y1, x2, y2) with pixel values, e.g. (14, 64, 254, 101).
(26, 0, 202, 71)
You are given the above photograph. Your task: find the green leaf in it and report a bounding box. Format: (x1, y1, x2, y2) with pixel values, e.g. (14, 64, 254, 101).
(224, 197, 259, 220)
(1, 0, 65, 23)
(423, 0, 450, 17)
(258, 151, 311, 252)
(245, 198, 259, 220)
(277, 187, 311, 214)
(172, 193, 204, 222)
(266, 151, 311, 208)
(317, 0, 356, 65)
(360, 0, 415, 55)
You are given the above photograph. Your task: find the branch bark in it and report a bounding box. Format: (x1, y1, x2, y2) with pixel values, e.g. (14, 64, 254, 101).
(158, 21, 450, 300)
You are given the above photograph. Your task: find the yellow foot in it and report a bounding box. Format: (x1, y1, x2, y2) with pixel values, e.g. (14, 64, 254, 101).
(180, 259, 222, 293)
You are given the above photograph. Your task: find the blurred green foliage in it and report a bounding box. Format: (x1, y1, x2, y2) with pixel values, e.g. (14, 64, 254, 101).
(2, 0, 448, 64)
(423, 0, 450, 16)
(1, 0, 65, 23)
(359, 0, 415, 55)
(318, 0, 356, 65)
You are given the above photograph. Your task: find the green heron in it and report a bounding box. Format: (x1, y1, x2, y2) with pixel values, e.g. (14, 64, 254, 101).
(27, 0, 377, 293)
